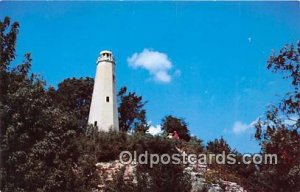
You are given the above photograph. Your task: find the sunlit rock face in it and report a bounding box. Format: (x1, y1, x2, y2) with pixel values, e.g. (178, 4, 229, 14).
(95, 148, 247, 192)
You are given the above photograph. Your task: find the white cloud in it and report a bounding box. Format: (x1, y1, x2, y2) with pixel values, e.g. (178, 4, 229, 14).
(232, 119, 257, 135)
(147, 124, 163, 135)
(127, 49, 176, 83)
(155, 70, 171, 83)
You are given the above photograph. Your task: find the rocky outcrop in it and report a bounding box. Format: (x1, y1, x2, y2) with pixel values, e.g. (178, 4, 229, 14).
(95, 147, 246, 192)
(96, 160, 136, 190)
(95, 159, 246, 192)
(183, 161, 246, 192)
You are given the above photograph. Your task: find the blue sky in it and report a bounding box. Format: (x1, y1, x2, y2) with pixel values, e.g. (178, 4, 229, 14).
(1, 2, 300, 153)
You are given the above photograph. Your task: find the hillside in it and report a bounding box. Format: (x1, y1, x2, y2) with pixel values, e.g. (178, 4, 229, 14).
(1, 17, 299, 192)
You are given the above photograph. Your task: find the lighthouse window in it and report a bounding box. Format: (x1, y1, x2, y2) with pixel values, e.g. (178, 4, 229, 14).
(94, 121, 97, 126)
(106, 96, 109, 102)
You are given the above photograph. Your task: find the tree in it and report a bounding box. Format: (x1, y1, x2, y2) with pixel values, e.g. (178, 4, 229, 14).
(0, 17, 98, 192)
(118, 86, 149, 133)
(254, 41, 300, 191)
(184, 136, 205, 154)
(161, 115, 191, 141)
(206, 137, 231, 154)
(0, 16, 19, 137)
(0, 16, 19, 72)
(50, 77, 94, 132)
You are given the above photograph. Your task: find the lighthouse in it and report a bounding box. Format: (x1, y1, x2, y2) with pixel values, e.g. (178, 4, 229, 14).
(88, 50, 119, 132)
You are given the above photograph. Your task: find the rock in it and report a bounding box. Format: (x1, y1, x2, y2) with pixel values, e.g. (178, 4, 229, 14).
(208, 184, 223, 192)
(95, 148, 247, 192)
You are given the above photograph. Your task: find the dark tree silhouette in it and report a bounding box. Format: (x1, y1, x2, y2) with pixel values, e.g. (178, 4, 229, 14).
(118, 86, 149, 133)
(254, 41, 300, 191)
(161, 115, 191, 142)
(51, 77, 94, 132)
(0, 17, 99, 192)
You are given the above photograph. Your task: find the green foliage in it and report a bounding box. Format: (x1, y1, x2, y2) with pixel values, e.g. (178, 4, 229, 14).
(94, 131, 129, 162)
(0, 16, 191, 191)
(206, 137, 231, 154)
(78, 130, 194, 191)
(0, 17, 98, 192)
(118, 86, 149, 133)
(50, 77, 94, 132)
(135, 162, 191, 192)
(0, 16, 19, 71)
(161, 115, 191, 141)
(188, 136, 204, 147)
(205, 137, 263, 190)
(179, 136, 205, 154)
(134, 136, 191, 192)
(7, 15, 295, 191)
(101, 133, 192, 192)
(254, 41, 300, 191)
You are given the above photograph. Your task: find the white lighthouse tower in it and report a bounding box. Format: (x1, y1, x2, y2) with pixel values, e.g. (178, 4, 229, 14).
(88, 50, 119, 132)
